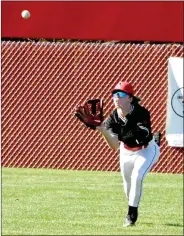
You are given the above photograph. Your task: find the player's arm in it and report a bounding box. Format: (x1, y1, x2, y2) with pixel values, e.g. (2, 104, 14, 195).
(133, 109, 152, 144)
(73, 99, 119, 150)
(96, 116, 120, 151)
(96, 123, 119, 151)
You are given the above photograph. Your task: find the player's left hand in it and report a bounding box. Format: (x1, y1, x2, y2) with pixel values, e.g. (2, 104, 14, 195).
(73, 99, 104, 130)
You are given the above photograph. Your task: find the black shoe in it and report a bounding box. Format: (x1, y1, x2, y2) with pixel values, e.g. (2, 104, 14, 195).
(123, 215, 135, 227)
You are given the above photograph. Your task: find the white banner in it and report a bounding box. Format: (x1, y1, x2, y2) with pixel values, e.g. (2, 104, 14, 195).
(166, 57, 184, 147)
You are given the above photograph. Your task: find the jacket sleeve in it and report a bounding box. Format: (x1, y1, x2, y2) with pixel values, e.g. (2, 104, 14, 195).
(96, 112, 120, 151)
(105, 112, 120, 136)
(134, 109, 152, 144)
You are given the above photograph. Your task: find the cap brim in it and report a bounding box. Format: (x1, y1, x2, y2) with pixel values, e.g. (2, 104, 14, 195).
(112, 89, 133, 96)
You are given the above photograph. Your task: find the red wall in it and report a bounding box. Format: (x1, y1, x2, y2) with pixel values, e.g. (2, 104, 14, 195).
(1, 41, 183, 173)
(2, 1, 184, 42)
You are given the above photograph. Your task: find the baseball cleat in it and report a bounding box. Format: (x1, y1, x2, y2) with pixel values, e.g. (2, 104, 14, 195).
(123, 216, 135, 227)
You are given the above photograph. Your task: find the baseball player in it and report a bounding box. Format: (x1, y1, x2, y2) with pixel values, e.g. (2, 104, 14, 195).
(96, 81, 160, 227)
(74, 81, 160, 227)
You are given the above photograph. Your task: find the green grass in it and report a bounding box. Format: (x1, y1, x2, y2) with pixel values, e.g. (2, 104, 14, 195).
(2, 167, 183, 235)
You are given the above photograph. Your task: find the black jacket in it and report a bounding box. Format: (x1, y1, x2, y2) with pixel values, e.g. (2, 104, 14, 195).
(105, 104, 153, 147)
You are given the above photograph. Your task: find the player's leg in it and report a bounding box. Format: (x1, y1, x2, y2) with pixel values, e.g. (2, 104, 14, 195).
(129, 141, 160, 208)
(120, 144, 137, 227)
(119, 146, 134, 200)
(123, 141, 160, 227)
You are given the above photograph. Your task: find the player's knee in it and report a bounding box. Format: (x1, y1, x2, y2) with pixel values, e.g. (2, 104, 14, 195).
(131, 171, 144, 184)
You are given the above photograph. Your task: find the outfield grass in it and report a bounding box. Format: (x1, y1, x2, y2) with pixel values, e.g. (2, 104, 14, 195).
(2, 167, 183, 235)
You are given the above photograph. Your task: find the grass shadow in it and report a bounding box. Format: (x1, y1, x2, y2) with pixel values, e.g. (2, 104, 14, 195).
(139, 222, 154, 226)
(140, 222, 183, 228)
(165, 223, 183, 227)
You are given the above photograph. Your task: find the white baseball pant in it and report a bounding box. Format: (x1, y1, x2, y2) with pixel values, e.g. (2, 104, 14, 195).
(119, 139, 160, 207)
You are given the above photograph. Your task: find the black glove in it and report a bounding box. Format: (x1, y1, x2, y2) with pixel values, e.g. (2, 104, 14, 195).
(73, 99, 104, 130)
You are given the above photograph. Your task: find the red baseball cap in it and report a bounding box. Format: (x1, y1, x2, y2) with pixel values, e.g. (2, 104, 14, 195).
(112, 81, 134, 96)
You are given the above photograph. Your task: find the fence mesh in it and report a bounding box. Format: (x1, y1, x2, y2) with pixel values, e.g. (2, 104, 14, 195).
(1, 40, 183, 173)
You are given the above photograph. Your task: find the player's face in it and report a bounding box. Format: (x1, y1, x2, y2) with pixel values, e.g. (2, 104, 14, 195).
(112, 91, 132, 108)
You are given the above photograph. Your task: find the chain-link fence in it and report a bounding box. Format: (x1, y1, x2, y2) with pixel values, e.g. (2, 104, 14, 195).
(2, 40, 183, 173)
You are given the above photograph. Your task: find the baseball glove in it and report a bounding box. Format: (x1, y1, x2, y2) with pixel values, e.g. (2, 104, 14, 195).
(73, 99, 104, 130)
